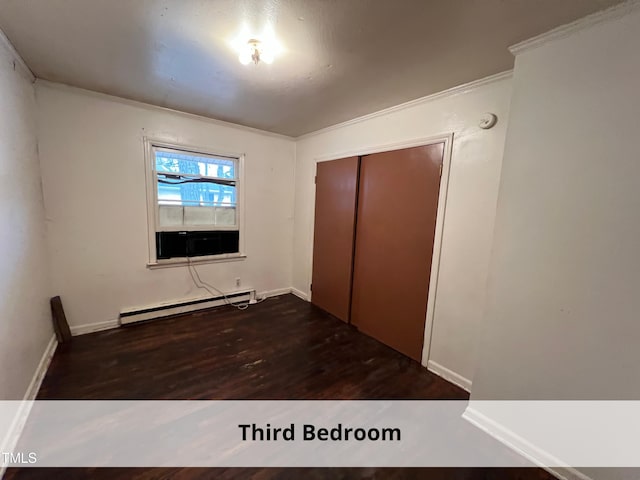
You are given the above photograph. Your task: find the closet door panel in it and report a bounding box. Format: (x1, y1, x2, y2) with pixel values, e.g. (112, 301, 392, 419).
(351, 144, 444, 360)
(311, 156, 360, 322)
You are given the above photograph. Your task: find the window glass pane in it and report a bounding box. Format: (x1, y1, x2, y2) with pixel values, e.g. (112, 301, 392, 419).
(215, 207, 236, 226)
(157, 181, 237, 208)
(158, 205, 184, 227)
(154, 147, 238, 230)
(184, 206, 215, 226)
(155, 149, 236, 179)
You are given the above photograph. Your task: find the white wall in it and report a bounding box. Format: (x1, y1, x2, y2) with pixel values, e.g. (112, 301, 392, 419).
(35, 82, 296, 329)
(471, 4, 640, 403)
(468, 7, 640, 478)
(0, 34, 52, 399)
(293, 74, 512, 384)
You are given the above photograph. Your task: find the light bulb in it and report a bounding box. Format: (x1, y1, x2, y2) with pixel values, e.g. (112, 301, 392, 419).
(238, 44, 253, 65)
(231, 30, 282, 65)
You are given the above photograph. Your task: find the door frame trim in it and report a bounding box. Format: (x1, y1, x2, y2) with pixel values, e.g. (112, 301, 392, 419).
(311, 133, 454, 368)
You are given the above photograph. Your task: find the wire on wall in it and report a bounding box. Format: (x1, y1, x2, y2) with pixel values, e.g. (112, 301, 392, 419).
(187, 258, 250, 310)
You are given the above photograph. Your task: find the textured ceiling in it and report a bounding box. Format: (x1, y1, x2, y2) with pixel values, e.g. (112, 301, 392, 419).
(0, 0, 622, 136)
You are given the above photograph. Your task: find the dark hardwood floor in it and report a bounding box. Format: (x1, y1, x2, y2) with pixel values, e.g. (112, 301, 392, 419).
(6, 294, 555, 480)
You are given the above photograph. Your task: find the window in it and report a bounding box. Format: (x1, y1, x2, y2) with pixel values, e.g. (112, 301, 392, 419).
(145, 141, 243, 264)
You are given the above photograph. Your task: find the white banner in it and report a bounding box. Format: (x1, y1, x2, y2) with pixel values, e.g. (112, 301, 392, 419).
(1, 400, 639, 468)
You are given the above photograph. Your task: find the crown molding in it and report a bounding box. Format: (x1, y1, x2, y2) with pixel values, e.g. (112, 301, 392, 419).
(297, 70, 513, 140)
(38, 71, 511, 142)
(509, 0, 640, 56)
(0, 27, 35, 82)
(34, 79, 296, 141)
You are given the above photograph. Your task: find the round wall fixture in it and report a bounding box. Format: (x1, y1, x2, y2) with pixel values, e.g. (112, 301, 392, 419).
(479, 113, 498, 129)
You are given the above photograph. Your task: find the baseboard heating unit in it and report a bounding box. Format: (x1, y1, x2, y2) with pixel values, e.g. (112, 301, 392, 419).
(120, 290, 255, 325)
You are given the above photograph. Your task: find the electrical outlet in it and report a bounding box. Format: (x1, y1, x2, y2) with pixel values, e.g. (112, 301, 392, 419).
(235, 278, 241, 287)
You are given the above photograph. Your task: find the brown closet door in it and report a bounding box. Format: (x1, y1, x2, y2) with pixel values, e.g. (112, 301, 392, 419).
(351, 144, 444, 361)
(311, 156, 360, 322)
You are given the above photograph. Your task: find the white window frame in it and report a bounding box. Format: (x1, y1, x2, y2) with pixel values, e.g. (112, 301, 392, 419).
(143, 138, 246, 268)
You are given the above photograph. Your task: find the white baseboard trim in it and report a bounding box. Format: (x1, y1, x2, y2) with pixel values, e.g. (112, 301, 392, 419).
(1, 335, 57, 477)
(463, 406, 593, 480)
(24, 335, 57, 401)
(290, 288, 310, 301)
(427, 360, 472, 392)
(257, 288, 294, 299)
(70, 319, 120, 336)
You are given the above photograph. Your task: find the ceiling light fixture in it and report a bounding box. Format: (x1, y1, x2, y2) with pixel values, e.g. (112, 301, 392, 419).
(229, 24, 283, 66)
(238, 38, 274, 65)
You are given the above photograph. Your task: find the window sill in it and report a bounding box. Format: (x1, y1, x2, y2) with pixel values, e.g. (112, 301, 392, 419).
(147, 254, 247, 269)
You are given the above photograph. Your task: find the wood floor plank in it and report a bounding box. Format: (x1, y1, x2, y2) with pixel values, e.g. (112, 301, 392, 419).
(6, 294, 555, 479)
